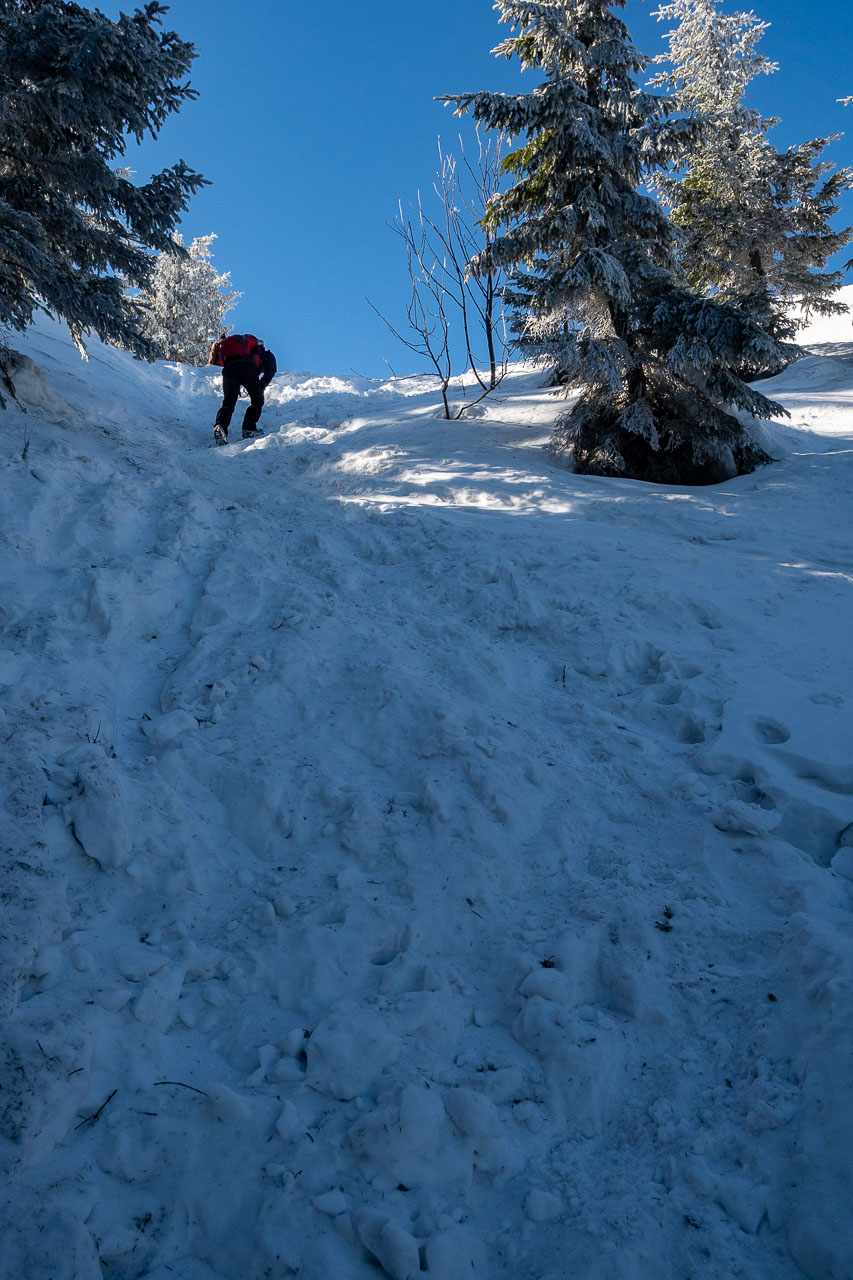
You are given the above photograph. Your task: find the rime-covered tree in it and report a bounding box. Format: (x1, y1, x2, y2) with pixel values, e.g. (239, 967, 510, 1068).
(0, 0, 206, 360)
(651, 0, 853, 366)
(444, 0, 784, 485)
(139, 233, 241, 365)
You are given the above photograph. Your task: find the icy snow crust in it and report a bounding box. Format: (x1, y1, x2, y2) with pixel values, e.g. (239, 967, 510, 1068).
(1, 311, 852, 1280)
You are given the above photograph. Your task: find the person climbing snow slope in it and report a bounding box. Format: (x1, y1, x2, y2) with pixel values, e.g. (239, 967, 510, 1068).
(209, 332, 277, 445)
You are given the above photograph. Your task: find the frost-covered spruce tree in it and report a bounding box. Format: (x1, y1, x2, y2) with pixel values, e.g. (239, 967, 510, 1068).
(651, 0, 853, 369)
(445, 0, 784, 485)
(0, 0, 205, 359)
(139, 233, 241, 365)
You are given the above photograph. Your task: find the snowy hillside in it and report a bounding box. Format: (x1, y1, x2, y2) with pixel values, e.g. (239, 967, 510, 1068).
(1, 306, 853, 1280)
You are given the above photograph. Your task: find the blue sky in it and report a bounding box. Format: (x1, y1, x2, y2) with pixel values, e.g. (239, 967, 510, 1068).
(116, 0, 853, 376)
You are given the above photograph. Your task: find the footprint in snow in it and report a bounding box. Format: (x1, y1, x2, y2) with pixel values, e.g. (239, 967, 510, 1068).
(750, 717, 792, 745)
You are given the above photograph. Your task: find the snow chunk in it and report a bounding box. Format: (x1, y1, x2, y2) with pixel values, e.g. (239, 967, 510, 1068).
(712, 800, 783, 837)
(71, 947, 94, 972)
(524, 1189, 563, 1222)
(831, 847, 853, 882)
(3, 351, 75, 422)
(141, 709, 198, 748)
(519, 967, 571, 1002)
(275, 1100, 302, 1140)
(444, 1086, 512, 1174)
(716, 1177, 769, 1235)
(205, 1082, 251, 1125)
(31, 946, 61, 980)
(305, 1008, 401, 1100)
(114, 945, 166, 982)
(425, 1226, 487, 1278)
(62, 745, 132, 869)
(313, 1189, 349, 1217)
(444, 1087, 501, 1139)
(353, 1209, 421, 1280)
(348, 1082, 471, 1190)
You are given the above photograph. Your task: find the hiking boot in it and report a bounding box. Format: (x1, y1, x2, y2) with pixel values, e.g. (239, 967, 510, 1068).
(242, 426, 264, 440)
(213, 425, 227, 447)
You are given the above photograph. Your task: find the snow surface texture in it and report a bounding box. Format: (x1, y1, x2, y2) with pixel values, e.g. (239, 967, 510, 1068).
(1, 298, 852, 1280)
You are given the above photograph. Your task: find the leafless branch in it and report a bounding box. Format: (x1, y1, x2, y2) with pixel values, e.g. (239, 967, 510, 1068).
(153, 1080, 209, 1097)
(373, 129, 512, 419)
(368, 200, 456, 417)
(75, 1089, 117, 1130)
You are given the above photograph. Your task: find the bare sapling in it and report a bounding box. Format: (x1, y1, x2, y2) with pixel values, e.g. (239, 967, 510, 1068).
(369, 203, 455, 417)
(370, 130, 509, 420)
(436, 132, 510, 396)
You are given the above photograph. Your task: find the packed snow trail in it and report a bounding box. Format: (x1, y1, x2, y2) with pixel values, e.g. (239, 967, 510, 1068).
(1, 315, 852, 1280)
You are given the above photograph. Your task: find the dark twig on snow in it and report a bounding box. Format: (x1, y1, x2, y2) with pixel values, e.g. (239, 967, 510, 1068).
(75, 1088, 117, 1129)
(36, 1040, 59, 1066)
(656, 905, 675, 932)
(153, 1080, 209, 1097)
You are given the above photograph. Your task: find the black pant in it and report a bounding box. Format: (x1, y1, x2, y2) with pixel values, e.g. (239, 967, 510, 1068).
(215, 360, 265, 435)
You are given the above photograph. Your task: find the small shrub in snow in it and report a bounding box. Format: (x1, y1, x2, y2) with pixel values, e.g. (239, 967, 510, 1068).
(373, 133, 510, 419)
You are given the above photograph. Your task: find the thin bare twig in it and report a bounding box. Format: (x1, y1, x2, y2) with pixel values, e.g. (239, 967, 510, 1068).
(75, 1089, 117, 1130)
(153, 1080, 209, 1097)
(375, 128, 511, 418)
(453, 381, 509, 420)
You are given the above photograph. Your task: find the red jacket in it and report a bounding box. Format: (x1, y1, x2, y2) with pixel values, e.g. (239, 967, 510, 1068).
(209, 334, 260, 368)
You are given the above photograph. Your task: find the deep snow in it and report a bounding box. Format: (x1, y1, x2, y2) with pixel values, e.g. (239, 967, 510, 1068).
(1, 300, 852, 1280)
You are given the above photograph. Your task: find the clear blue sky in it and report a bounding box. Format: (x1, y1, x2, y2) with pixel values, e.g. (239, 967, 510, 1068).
(113, 0, 853, 376)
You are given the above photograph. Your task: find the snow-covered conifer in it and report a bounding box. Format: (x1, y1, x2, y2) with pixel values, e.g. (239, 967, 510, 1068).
(651, 0, 853, 367)
(444, 0, 784, 484)
(0, 0, 205, 359)
(139, 234, 241, 365)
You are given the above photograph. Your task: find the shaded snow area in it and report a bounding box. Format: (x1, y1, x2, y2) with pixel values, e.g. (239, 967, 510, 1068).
(2, 310, 853, 1280)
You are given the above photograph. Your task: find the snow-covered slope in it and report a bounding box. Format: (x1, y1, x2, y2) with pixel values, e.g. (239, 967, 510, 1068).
(1, 313, 852, 1280)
